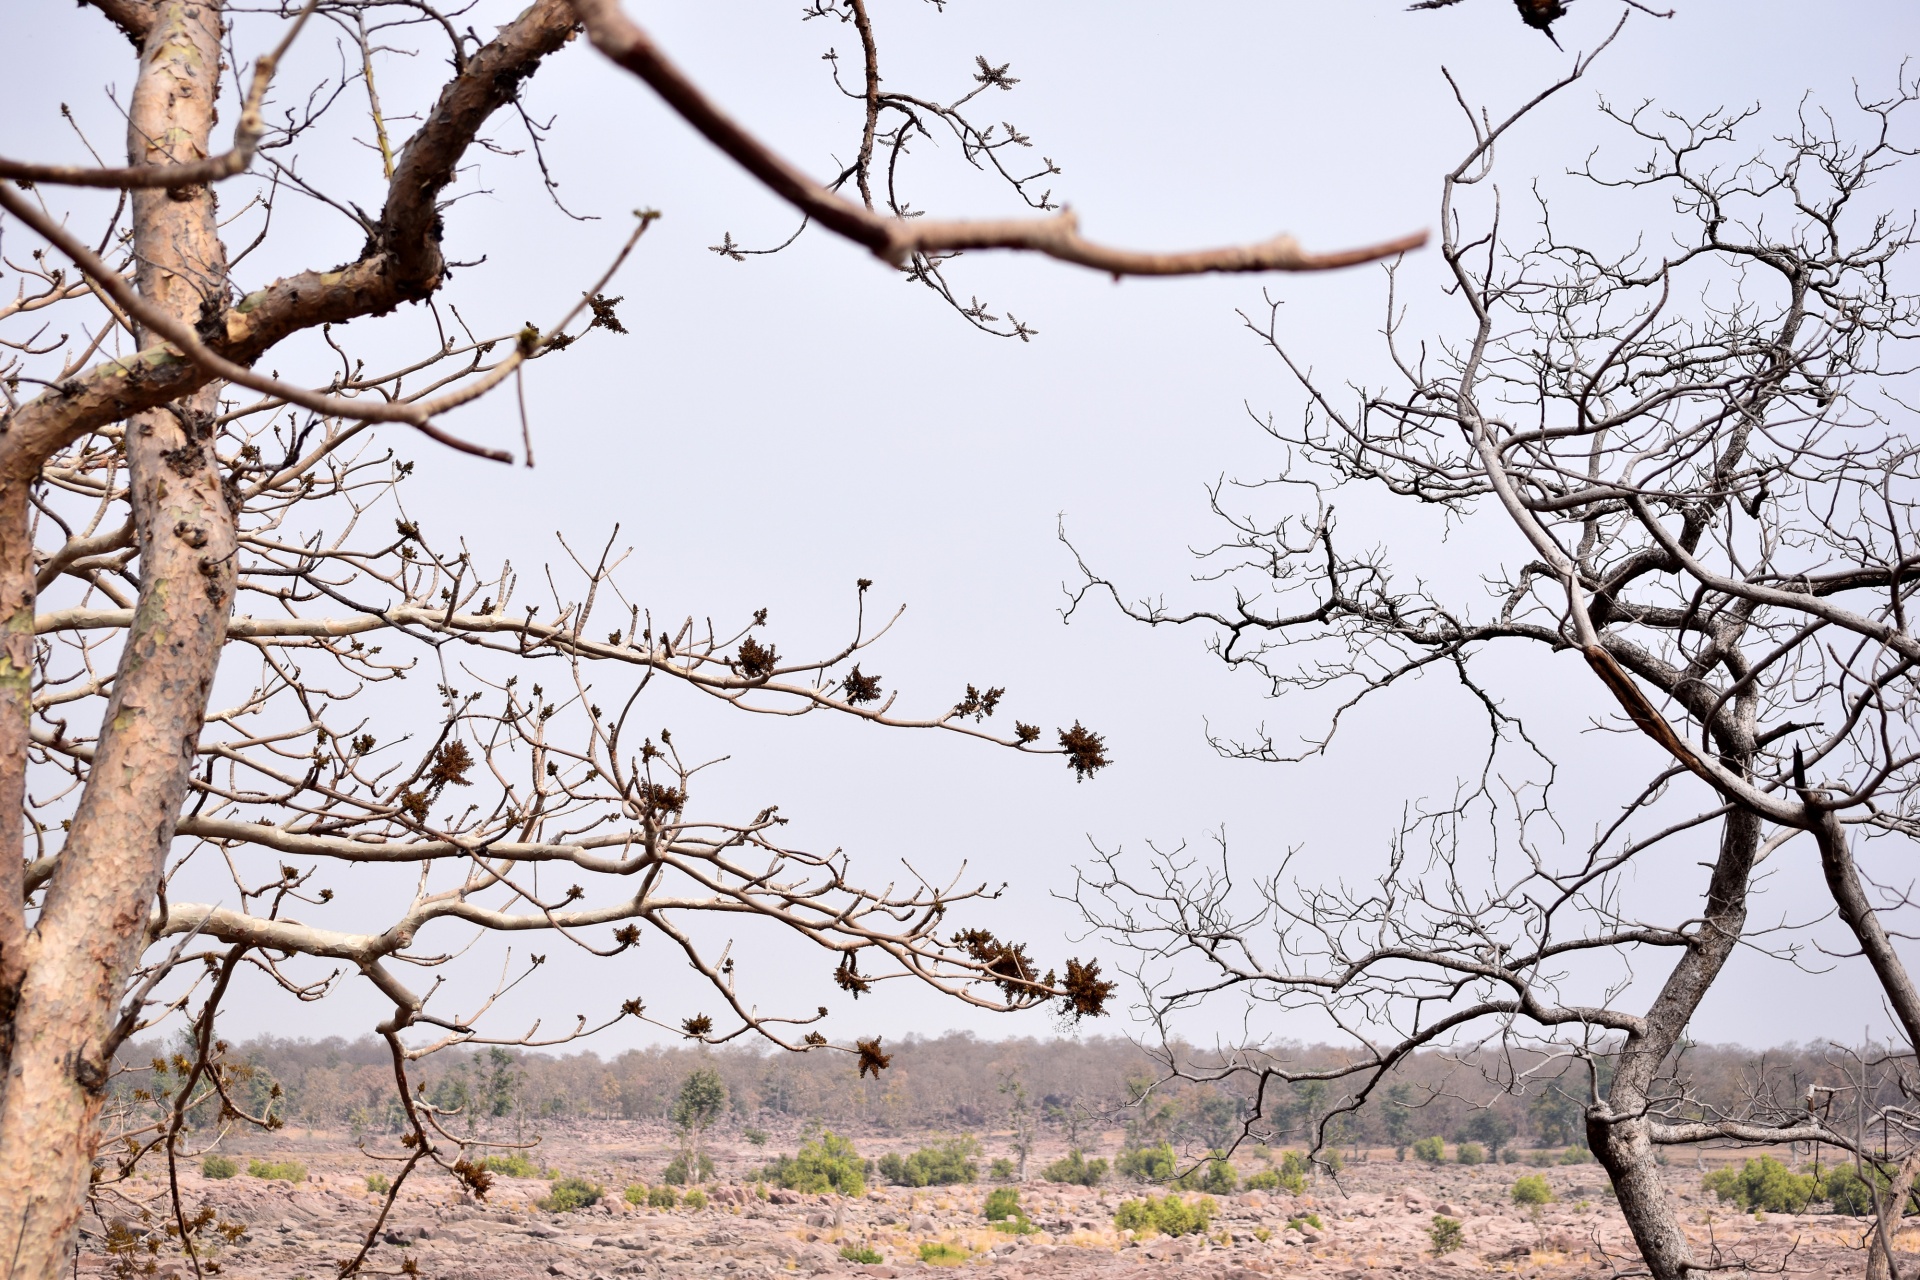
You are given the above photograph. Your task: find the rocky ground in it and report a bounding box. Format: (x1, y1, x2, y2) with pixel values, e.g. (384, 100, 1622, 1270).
(74, 1131, 1904, 1279)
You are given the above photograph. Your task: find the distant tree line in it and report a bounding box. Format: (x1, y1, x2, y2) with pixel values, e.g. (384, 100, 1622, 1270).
(116, 1033, 1888, 1165)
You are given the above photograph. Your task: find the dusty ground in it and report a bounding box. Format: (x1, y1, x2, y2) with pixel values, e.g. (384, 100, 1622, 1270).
(76, 1128, 1904, 1279)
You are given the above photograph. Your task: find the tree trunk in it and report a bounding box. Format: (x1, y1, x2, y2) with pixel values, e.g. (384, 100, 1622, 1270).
(1590, 805, 1761, 1280)
(0, 4, 234, 1274)
(1868, 1155, 1919, 1280)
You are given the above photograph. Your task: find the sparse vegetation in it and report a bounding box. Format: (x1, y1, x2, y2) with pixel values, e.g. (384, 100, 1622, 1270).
(539, 1175, 605, 1212)
(1244, 1169, 1279, 1191)
(1512, 1175, 1554, 1207)
(918, 1242, 969, 1265)
(661, 1151, 715, 1185)
(648, 1185, 678, 1209)
(1429, 1215, 1465, 1256)
(483, 1151, 542, 1178)
(764, 1130, 867, 1197)
(1114, 1194, 1215, 1237)
(984, 1187, 1023, 1222)
(988, 1158, 1017, 1182)
(1287, 1213, 1324, 1234)
(1116, 1142, 1176, 1183)
(624, 1184, 647, 1205)
(840, 1245, 883, 1264)
(1412, 1137, 1446, 1166)
(1701, 1157, 1818, 1214)
(876, 1137, 979, 1187)
(1455, 1142, 1486, 1166)
(684, 1188, 708, 1211)
(200, 1155, 237, 1180)
(365, 1173, 391, 1195)
(247, 1159, 306, 1182)
(1041, 1149, 1108, 1187)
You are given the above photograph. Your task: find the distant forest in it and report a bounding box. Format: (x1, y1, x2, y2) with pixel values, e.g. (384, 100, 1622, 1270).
(119, 1034, 1876, 1160)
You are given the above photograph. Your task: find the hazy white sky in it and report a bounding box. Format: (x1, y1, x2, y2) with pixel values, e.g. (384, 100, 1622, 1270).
(13, 0, 1920, 1057)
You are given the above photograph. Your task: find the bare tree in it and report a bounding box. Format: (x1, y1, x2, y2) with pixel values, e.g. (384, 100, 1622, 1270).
(0, 0, 1429, 1274)
(1072, 23, 1920, 1280)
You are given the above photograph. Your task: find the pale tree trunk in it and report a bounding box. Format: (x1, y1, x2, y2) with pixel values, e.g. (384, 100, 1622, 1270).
(1590, 806, 1761, 1280)
(1868, 1155, 1919, 1280)
(0, 3, 235, 1274)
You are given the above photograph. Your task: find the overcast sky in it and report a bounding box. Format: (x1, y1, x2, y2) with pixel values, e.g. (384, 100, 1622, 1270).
(13, 0, 1920, 1058)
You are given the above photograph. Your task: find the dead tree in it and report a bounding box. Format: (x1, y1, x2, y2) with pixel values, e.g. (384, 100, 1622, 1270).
(0, 0, 1425, 1274)
(1071, 23, 1920, 1280)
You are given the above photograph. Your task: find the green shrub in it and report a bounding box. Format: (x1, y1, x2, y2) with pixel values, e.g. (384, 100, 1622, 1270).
(1557, 1146, 1592, 1165)
(1701, 1157, 1817, 1214)
(1243, 1169, 1279, 1192)
(1113, 1194, 1215, 1238)
(1429, 1215, 1464, 1256)
(647, 1185, 678, 1209)
(1411, 1136, 1446, 1166)
(876, 1137, 980, 1187)
(624, 1184, 647, 1205)
(684, 1188, 708, 1211)
(1041, 1149, 1108, 1187)
(1823, 1165, 1876, 1216)
(1276, 1150, 1311, 1194)
(1286, 1213, 1323, 1233)
(840, 1245, 883, 1264)
(988, 1158, 1016, 1182)
(200, 1155, 238, 1180)
(744, 1128, 770, 1147)
(1455, 1142, 1486, 1166)
(1196, 1153, 1237, 1195)
(983, 1187, 1023, 1222)
(365, 1173, 391, 1195)
(247, 1159, 306, 1182)
(483, 1151, 540, 1178)
(918, 1242, 968, 1265)
(539, 1175, 604, 1212)
(661, 1152, 715, 1185)
(764, 1130, 866, 1197)
(1512, 1175, 1554, 1207)
(1526, 1150, 1556, 1167)
(1116, 1142, 1177, 1183)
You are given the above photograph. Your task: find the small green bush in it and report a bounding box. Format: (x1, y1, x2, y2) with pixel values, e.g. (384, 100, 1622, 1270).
(1286, 1213, 1323, 1233)
(1455, 1142, 1486, 1166)
(987, 1158, 1016, 1183)
(877, 1137, 980, 1187)
(1701, 1157, 1817, 1214)
(684, 1188, 708, 1211)
(1276, 1150, 1311, 1195)
(763, 1130, 866, 1197)
(918, 1242, 968, 1265)
(984, 1187, 1023, 1222)
(483, 1151, 540, 1178)
(1196, 1153, 1237, 1195)
(662, 1152, 715, 1185)
(1411, 1136, 1446, 1166)
(538, 1176, 604, 1212)
(647, 1185, 678, 1209)
(247, 1159, 306, 1182)
(840, 1245, 883, 1264)
(623, 1184, 647, 1205)
(1116, 1142, 1177, 1183)
(1557, 1146, 1592, 1165)
(1113, 1194, 1215, 1237)
(744, 1128, 770, 1147)
(1244, 1169, 1280, 1192)
(1512, 1175, 1554, 1207)
(1821, 1165, 1872, 1216)
(1041, 1149, 1108, 1187)
(365, 1173, 391, 1195)
(1526, 1150, 1556, 1167)
(200, 1155, 238, 1180)
(1429, 1215, 1465, 1256)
